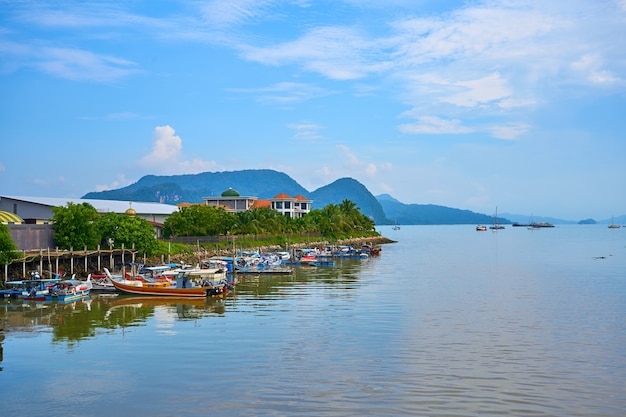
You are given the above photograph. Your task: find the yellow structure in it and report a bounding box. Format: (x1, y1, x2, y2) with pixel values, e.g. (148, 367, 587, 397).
(0, 210, 23, 224)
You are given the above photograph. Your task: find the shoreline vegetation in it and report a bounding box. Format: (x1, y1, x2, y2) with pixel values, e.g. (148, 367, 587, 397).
(2, 234, 396, 281)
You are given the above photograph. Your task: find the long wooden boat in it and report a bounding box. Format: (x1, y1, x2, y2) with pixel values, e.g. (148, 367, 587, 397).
(105, 268, 230, 298)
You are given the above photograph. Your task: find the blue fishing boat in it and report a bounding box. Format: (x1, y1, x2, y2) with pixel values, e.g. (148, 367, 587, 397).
(46, 278, 92, 302)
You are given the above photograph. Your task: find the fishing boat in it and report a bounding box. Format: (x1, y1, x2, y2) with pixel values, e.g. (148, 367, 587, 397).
(2, 277, 58, 300)
(20, 272, 62, 300)
(360, 243, 382, 256)
(104, 268, 231, 298)
(476, 225, 487, 231)
(46, 278, 92, 302)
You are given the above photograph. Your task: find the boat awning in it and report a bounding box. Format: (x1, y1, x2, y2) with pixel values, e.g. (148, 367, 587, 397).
(0, 211, 23, 224)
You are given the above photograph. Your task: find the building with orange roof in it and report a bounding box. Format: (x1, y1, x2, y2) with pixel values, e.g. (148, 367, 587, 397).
(201, 188, 313, 217)
(270, 193, 312, 218)
(251, 200, 271, 209)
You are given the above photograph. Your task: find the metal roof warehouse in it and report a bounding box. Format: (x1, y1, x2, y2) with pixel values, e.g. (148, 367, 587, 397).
(0, 195, 179, 225)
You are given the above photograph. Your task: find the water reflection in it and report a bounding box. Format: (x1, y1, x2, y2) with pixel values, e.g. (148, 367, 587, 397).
(0, 258, 375, 349)
(0, 294, 228, 345)
(0, 258, 374, 342)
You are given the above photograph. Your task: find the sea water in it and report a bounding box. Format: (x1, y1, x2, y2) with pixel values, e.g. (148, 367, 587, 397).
(1, 224, 625, 416)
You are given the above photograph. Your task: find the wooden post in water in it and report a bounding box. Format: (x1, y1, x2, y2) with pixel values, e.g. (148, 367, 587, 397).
(55, 247, 59, 275)
(39, 249, 43, 275)
(22, 251, 26, 278)
(84, 245, 88, 274)
(109, 241, 114, 270)
(70, 247, 74, 274)
(97, 244, 101, 271)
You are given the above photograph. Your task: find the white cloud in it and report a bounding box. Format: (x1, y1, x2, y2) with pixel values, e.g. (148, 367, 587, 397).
(140, 125, 217, 174)
(143, 125, 183, 162)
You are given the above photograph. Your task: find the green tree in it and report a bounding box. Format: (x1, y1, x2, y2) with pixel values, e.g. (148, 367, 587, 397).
(96, 212, 158, 256)
(52, 202, 100, 250)
(0, 223, 20, 267)
(163, 205, 237, 237)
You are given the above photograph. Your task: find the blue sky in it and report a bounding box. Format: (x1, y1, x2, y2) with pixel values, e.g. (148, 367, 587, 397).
(1, 0, 625, 221)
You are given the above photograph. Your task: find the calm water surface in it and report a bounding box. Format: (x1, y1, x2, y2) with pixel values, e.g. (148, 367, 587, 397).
(1, 225, 625, 416)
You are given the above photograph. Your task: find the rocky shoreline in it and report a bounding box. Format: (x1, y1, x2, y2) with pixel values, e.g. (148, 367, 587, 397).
(149, 235, 397, 265)
(2, 235, 396, 280)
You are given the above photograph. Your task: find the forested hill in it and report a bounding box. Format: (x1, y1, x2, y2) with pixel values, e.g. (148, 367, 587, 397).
(82, 169, 505, 225)
(83, 169, 390, 224)
(310, 178, 388, 225)
(83, 169, 309, 204)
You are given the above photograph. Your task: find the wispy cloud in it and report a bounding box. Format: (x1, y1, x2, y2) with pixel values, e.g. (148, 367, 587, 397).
(487, 123, 531, 140)
(398, 115, 474, 135)
(196, 0, 279, 28)
(0, 40, 140, 82)
(229, 82, 333, 103)
(241, 26, 393, 80)
(336, 144, 390, 178)
(95, 174, 131, 192)
(288, 122, 324, 142)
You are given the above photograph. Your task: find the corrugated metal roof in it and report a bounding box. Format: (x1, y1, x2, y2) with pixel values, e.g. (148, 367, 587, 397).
(3, 196, 179, 215)
(0, 210, 23, 224)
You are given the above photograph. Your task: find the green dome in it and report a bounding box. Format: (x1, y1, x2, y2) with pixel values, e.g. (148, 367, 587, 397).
(221, 187, 240, 197)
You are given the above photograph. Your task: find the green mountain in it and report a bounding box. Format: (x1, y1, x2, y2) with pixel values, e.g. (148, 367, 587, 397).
(82, 169, 389, 224)
(83, 169, 310, 204)
(83, 169, 518, 225)
(311, 178, 389, 224)
(376, 194, 506, 225)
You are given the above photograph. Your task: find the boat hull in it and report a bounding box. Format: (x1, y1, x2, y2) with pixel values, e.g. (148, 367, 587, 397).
(109, 279, 227, 298)
(46, 290, 90, 302)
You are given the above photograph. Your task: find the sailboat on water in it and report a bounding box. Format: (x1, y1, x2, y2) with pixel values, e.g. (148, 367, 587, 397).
(608, 215, 621, 229)
(490, 206, 505, 230)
